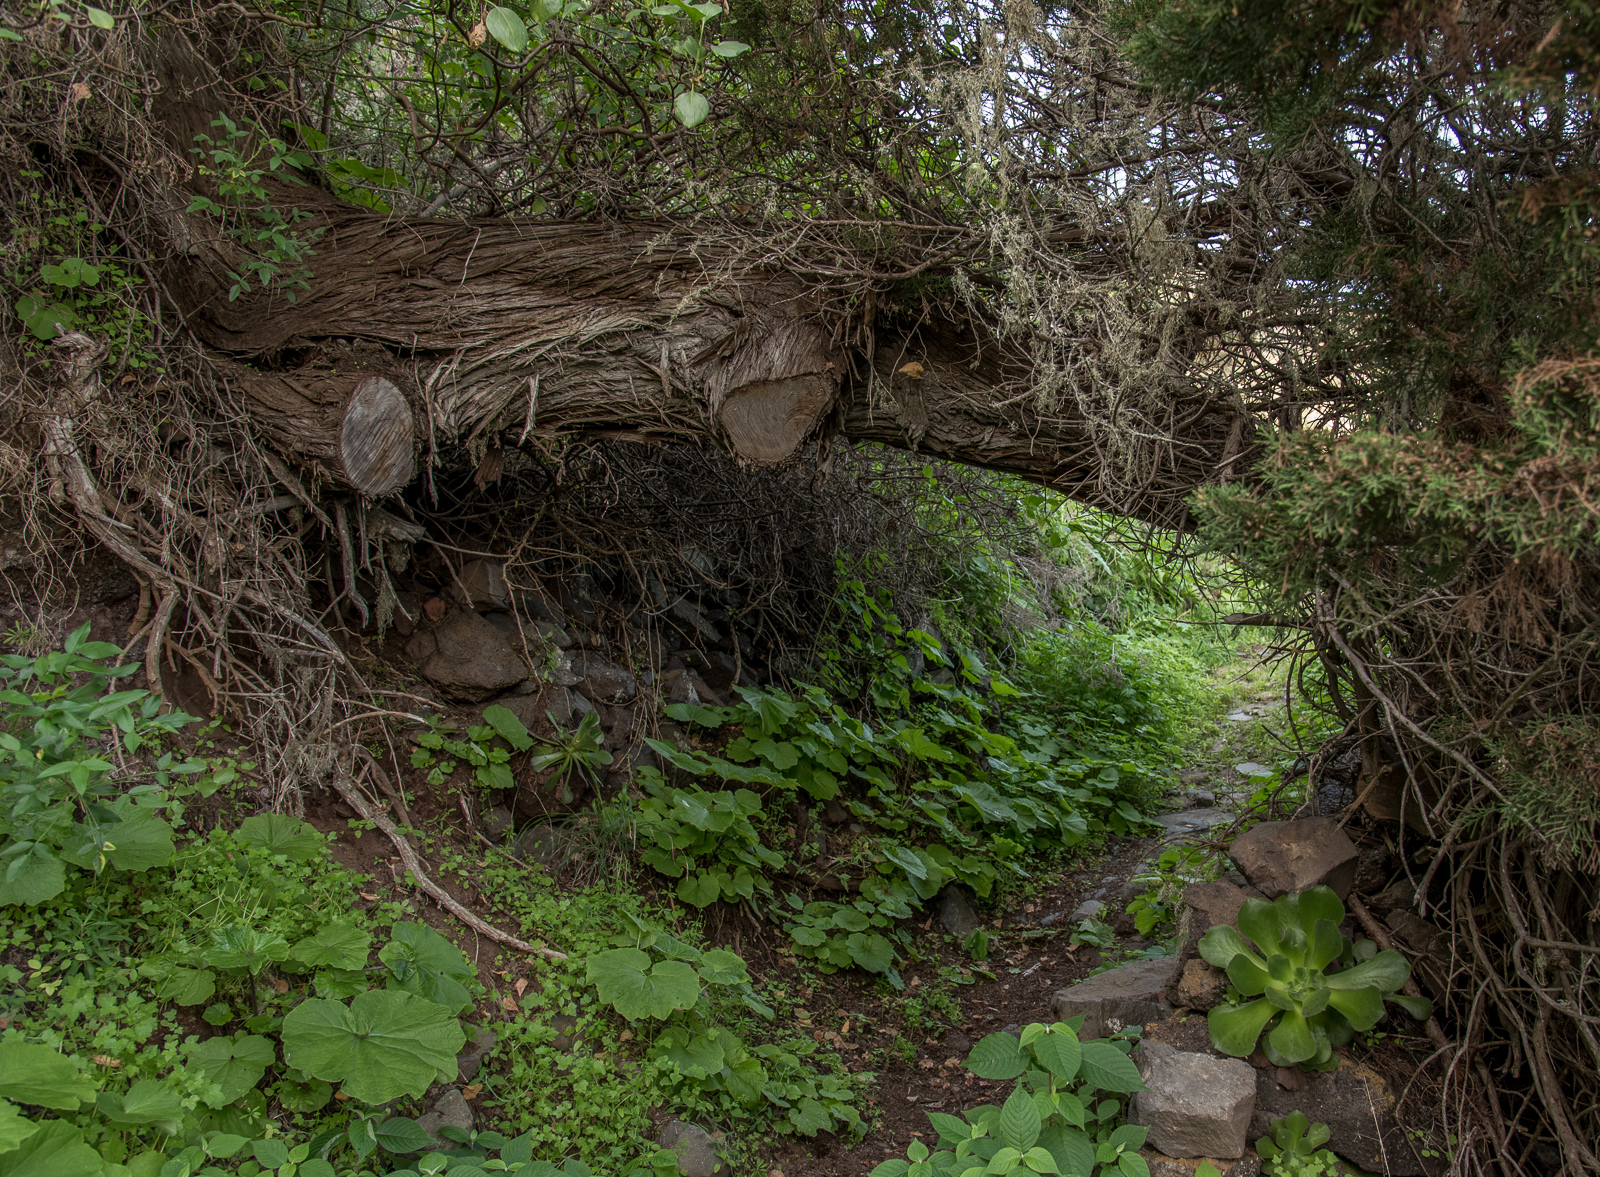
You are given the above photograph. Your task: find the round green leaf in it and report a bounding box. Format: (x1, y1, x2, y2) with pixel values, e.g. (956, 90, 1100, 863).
(236, 815, 324, 863)
(484, 6, 528, 51)
(695, 948, 749, 985)
(292, 924, 373, 971)
(0, 852, 66, 907)
(674, 91, 710, 128)
(189, 1035, 275, 1106)
(281, 989, 466, 1104)
(585, 948, 701, 1020)
(709, 39, 749, 56)
(846, 932, 895, 973)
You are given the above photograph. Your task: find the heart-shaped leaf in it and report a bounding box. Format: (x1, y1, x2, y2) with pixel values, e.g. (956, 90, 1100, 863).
(696, 948, 749, 985)
(292, 924, 373, 970)
(586, 948, 701, 1020)
(236, 814, 323, 863)
(281, 989, 465, 1103)
(189, 1034, 275, 1106)
(204, 925, 290, 975)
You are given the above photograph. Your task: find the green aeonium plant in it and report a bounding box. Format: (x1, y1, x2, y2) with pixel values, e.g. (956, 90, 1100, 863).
(1200, 886, 1432, 1070)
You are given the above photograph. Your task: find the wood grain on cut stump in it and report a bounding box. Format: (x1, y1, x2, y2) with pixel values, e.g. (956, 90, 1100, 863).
(701, 309, 839, 464)
(218, 352, 416, 495)
(340, 377, 415, 496)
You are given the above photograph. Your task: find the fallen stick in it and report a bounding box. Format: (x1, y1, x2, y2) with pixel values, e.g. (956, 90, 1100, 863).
(330, 763, 569, 962)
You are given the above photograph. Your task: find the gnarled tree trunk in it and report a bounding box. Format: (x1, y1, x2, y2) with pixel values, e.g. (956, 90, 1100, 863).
(173, 212, 1239, 527)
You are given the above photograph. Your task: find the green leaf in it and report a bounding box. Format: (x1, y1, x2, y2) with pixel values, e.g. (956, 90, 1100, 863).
(1117, 1154, 1150, 1177)
(380, 922, 473, 1012)
(1037, 1124, 1094, 1177)
(253, 1139, 290, 1169)
(709, 39, 749, 56)
(375, 1118, 435, 1155)
(0, 853, 66, 906)
(484, 6, 528, 51)
(189, 1035, 275, 1105)
(1236, 898, 1285, 958)
(1077, 1041, 1145, 1093)
(1325, 984, 1386, 1031)
(1021, 1148, 1059, 1175)
(1207, 998, 1280, 1057)
(85, 7, 114, 28)
(95, 1080, 184, 1130)
(1323, 949, 1410, 993)
(965, 1032, 1028, 1080)
(585, 948, 701, 1020)
(998, 1086, 1041, 1152)
(481, 704, 534, 751)
(280, 989, 466, 1104)
(291, 924, 372, 971)
(150, 964, 216, 1006)
(1029, 1029, 1081, 1082)
(1386, 992, 1434, 1021)
(0, 1042, 96, 1110)
(204, 925, 290, 975)
(0, 1121, 100, 1177)
(846, 932, 895, 973)
(789, 1097, 833, 1135)
(926, 1111, 970, 1146)
(1197, 924, 1259, 970)
(677, 872, 723, 907)
(0, 1098, 38, 1153)
(696, 948, 749, 985)
(236, 815, 323, 862)
(674, 91, 710, 128)
(870, 1163, 910, 1177)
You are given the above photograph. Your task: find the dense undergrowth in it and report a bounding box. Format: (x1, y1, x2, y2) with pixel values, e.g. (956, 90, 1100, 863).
(0, 485, 1264, 1177)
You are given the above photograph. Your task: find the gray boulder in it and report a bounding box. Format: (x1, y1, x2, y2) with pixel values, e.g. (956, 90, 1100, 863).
(1071, 899, 1107, 922)
(571, 652, 637, 704)
(1050, 956, 1177, 1039)
(456, 1028, 498, 1083)
(657, 1121, 726, 1177)
(1154, 808, 1232, 840)
(1132, 1041, 1256, 1159)
(412, 612, 528, 701)
(1230, 817, 1359, 900)
(417, 1087, 474, 1145)
(450, 560, 512, 612)
(937, 884, 983, 938)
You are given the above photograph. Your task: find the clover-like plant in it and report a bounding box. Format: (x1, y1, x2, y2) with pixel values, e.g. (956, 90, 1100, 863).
(1256, 1111, 1340, 1176)
(1200, 885, 1432, 1070)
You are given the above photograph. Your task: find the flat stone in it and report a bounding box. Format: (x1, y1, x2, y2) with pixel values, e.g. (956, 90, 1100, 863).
(1235, 762, 1272, 777)
(657, 1120, 727, 1177)
(570, 652, 637, 704)
(480, 806, 515, 843)
(1071, 899, 1107, 922)
(1050, 956, 1177, 1039)
(417, 1087, 474, 1145)
(1154, 809, 1232, 840)
(1173, 959, 1228, 1010)
(937, 884, 983, 938)
(1252, 1057, 1441, 1175)
(1230, 817, 1359, 900)
(456, 1028, 498, 1083)
(1186, 790, 1216, 809)
(450, 560, 512, 612)
(514, 824, 573, 870)
(417, 612, 529, 702)
(1132, 1041, 1256, 1159)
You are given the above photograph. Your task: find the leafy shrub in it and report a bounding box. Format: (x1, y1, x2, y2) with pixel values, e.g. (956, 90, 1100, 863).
(1256, 1111, 1340, 1176)
(872, 1019, 1152, 1177)
(1200, 886, 1431, 1069)
(0, 624, 233, 907)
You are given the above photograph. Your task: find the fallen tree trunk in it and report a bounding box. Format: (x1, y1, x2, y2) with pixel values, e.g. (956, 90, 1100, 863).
(175, 213, 1240, 527)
